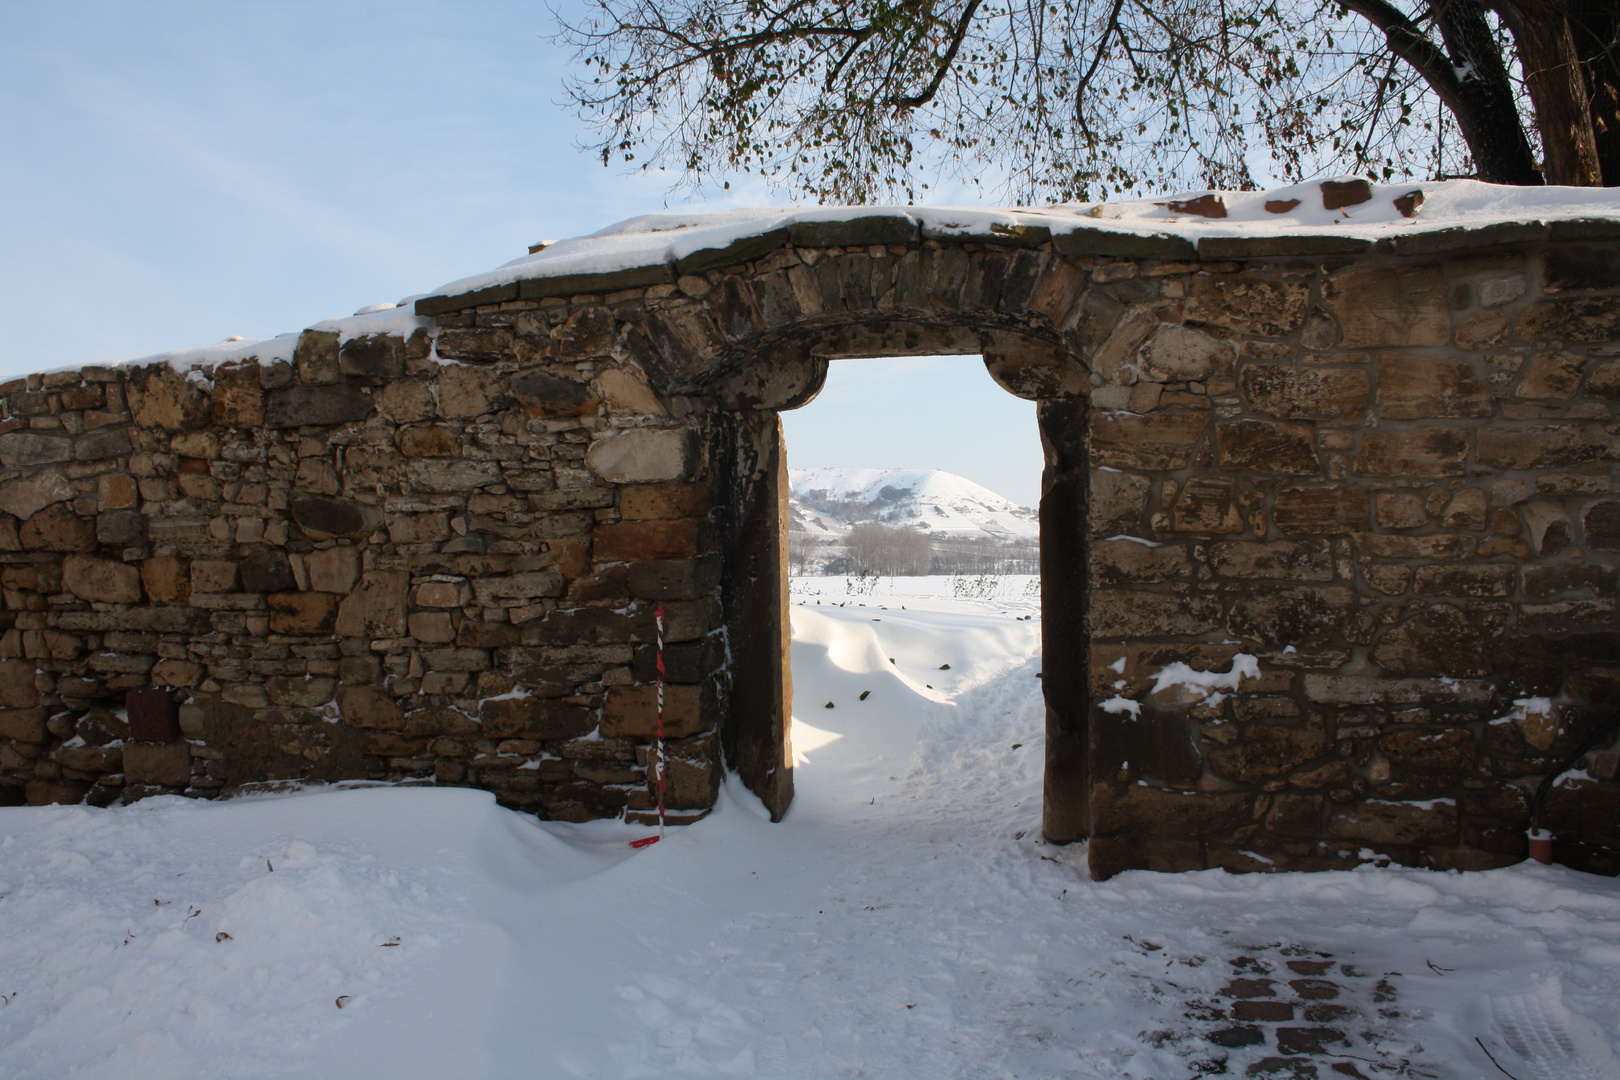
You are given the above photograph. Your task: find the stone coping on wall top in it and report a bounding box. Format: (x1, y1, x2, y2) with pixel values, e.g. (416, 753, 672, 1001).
(414, 179, 1620, 317)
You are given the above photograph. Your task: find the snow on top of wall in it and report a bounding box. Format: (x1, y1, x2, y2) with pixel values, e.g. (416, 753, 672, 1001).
(92, 302, 437, 380)
(423, 179, 1620, 300)
(87, 178, 1620, 379)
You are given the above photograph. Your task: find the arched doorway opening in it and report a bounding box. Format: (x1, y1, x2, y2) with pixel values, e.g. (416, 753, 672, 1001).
(701, 321, 1091, 845)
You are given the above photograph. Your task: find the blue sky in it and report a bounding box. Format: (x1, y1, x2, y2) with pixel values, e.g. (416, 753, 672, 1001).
(0, 1, 1041, 505)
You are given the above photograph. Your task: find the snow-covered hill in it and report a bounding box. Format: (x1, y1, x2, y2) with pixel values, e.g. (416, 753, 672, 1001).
(788, 467, 1037, 543)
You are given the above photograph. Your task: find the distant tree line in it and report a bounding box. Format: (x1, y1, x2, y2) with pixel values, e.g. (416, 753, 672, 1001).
(789, 522, 1039, 577)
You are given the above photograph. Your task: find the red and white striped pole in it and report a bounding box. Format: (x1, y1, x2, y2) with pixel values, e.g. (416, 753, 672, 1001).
(631, 604, 667, 848)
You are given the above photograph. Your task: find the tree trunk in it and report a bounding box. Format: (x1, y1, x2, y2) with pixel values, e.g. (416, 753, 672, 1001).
(1493, 0, 1603, 185)
(1436, 0, 1545, 185)
(1569, 0, 1620, 184)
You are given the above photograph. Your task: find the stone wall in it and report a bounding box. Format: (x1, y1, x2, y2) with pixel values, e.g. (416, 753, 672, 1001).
(0, 331, 727, 824)
(2, 201, 1617, 879)
(1078, 234, 1620, 877)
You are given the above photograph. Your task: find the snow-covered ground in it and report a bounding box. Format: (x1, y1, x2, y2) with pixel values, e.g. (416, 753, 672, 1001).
(2, 577, 1618, 1079)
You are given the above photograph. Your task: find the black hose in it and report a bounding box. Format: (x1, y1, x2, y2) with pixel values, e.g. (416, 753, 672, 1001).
(1529, 709, 1620, 831)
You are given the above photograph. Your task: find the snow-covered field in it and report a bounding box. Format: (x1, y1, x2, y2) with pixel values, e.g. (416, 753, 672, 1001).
(2, 577, 1618, 1078)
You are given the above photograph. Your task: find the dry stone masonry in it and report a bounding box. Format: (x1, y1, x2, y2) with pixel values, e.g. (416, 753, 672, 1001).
(2, 181, 1617, 879)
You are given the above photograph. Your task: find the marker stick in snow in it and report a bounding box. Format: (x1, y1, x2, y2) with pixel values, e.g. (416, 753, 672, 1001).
(630, 605, 667, 849)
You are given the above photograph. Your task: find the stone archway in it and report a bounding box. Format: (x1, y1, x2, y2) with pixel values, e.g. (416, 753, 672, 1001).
(596, 237, 1100, 841)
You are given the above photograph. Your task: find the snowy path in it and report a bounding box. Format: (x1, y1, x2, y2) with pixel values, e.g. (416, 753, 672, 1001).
(2, 577, 1618, 1078)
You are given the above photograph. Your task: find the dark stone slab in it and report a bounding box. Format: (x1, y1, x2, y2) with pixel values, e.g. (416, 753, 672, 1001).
(789, 214, 918, 248)
(290, 494, 384, 540)
(1549, 218, 1620, 242)
(1199, 235, 1373, 259)
(1393, 221, 1548, 256)
(920, 221, 1052, 248)
(414, 282, 519, 317)
(264, 385, 373, 429)
(517, 263, 674, 300)
(675, 228, 790, 274)
(1053, 226, 1197, 260)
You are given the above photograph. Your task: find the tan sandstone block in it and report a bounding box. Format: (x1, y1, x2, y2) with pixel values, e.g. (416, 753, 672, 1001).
(1091, 412, 1206, 470)
(1324, 265, 1449, 348)
(141, 556, 190, 605)
(1375, 355, 1492, 419)
(1239, 365, 1369, 420)
(62, 555, 142, 604)
(190, 560, 238, 593)
(305, 546, 360, 594)
(1354, 429, 1469, 477)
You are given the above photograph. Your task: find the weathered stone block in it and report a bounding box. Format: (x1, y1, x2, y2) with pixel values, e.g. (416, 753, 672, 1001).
(397, 426, 459, 457)
(63, 555, 142, 604)
(625, 557, 723, 600)
(387, 512, 451, 545)
(1517, 352, 1585, 398)
(1380, 727, 1477, 770)
(190, 560, 238, 593)
(1209, 540, 1332, 580)
(1239, 365, 1369, 420)
(1090, 784, 1251, 837)
(1354, 429, 1469, 477)
(1090, 540, 1192, 584)
(264, 385, 372, 429)
(122, 742, 192, 788)
(1477, 425, 1616, 469)
(585, 428, 694, 483)
(1090, 469, 1151, 536)
(1217, 420, 1318, 474)
(337, 686, 403, 729)
(268, 591, 340, 635)
(1327, 800, 1457, 847)
(0, 706, 46, 741)
(141, 557, 190, 605)
(1207, 720, 1330, 784)
(1371, 603, 1501, 676)
(1170, 477, 1243, 533)
(96, 509, 146, 546)
(511, 371, 599, 417)
(1375, 492, 1427, 530)
(211, 362, 264, 427)
(334, 570, 408, 638)
(1375, 356, 1492, 418)
(0, 468, 73, 520)
(1354, 532, 1476, 559)
(594, 520, 703, 562)
(305, 546, 360, 594)
(0, 432, 72, 468)
(600, 684, 710, 739)
(239, 551, 296, 593)
(1090, 412, 1206, 470)
(1543, 246, 1620, 293)
(408, 611, 456, 644)
(1413, 564, 1514, 597)
(480, 697, 595, 740)
(1135, 324, 1234, 382)
(1187, 274, 1310, 337)
(1323, 265, 1449, 347)
(472, 572, 565, 602)
(291, 495, 384, 540)
(619, 482, 711, 521)
(19, 505, 95, 552)
(338, 334, 405, 382)
(407, 459, 502, 492)
(1229, 586, 1353, 646)
(1272, 486, 1370, 534)
(1515, 295, 1620, 342)
(1089, 590, 1222, 637)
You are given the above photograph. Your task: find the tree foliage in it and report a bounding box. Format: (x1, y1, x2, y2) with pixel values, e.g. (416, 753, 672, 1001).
(557, 0, 1619, 202)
